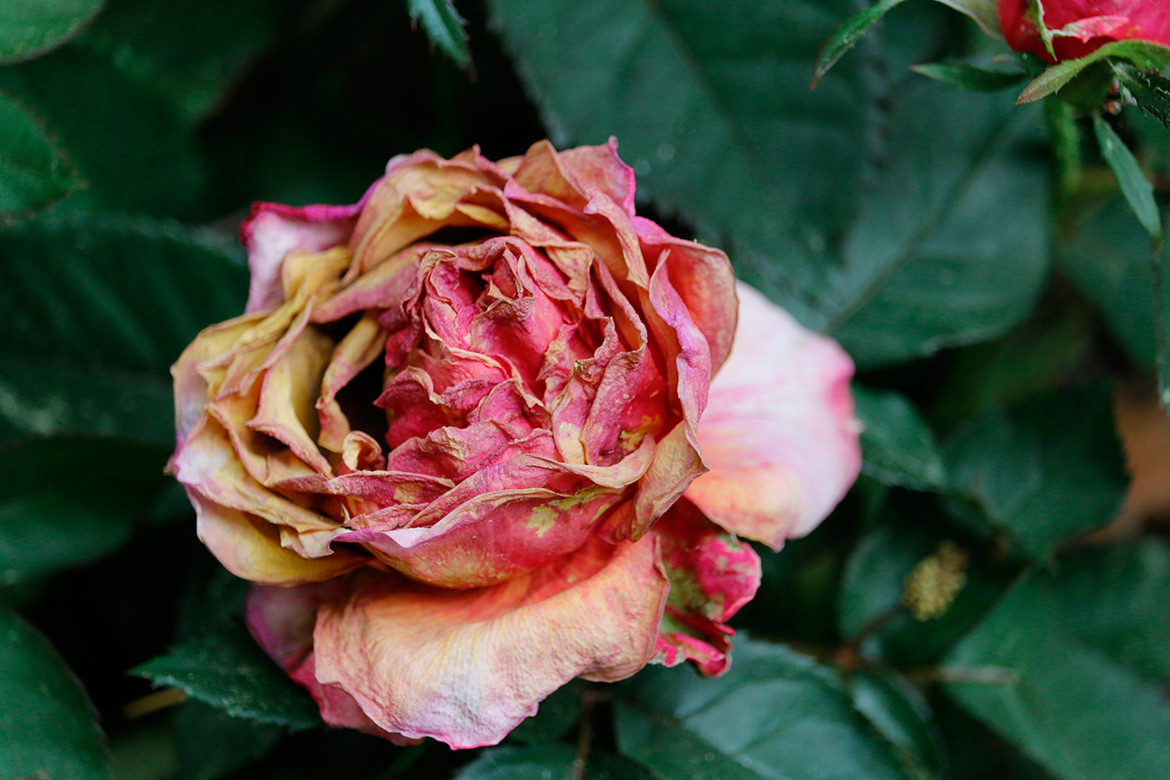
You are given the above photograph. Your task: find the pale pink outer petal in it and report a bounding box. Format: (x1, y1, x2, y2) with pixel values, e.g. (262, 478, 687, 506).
(245, 581, 396, 738)
(684, 282, 861, 549)
(312, 534, 668, 748)
(241, 183, 379, 313)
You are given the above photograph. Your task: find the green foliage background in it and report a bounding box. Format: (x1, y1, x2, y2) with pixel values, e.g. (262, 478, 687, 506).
(1, 1, 1169, 779)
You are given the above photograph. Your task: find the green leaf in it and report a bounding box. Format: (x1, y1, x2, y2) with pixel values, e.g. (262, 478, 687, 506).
(929, 299, 1095, 428)
(0, 212, 244, 449)
(508, 682, 584, 745)
(854, 386, 947, 491)
(847, 671, 945, 780)
(455, 744, 653, 780)
(812, 0, 909, 86)
(489, 0, 880, 298)
(0, 356, 172, 449)
(133, 620, 321, 730)
(927, 0, 998, 36)
(1114, 64, 1170, 129)
(1017, 40, 1170, 104)
(943, 543, 1170, 780)
(0, 211, 245, 374)
(0, 0, 103, 63)
(1093, 114, 1162, 241)
(1158, 243, 1170, 410)
(1045, 540, 1170, 681)
(0, 92, 82, 220)
(943, 386, 1128, 560)
(911, 62, 1027, 92)
(492, 0, 1049, 366)
(408, 0, 470, 69)
(0, 46, 206, 217)
(827, 86, 1049, 367)
(614, 639, 915, 780)
(837, 505, 1010, 665)
(175, 701, 284, 780)
(76, 0, 292, 122)
(0, 438, 169, 585)
(1057, 194, 1162, 369)
(0, 609, 112, 780)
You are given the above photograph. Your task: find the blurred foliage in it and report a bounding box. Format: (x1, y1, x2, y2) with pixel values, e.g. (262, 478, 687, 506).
(1, 1, 1169, 779)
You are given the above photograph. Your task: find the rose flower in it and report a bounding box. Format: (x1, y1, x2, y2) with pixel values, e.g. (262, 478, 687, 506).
(998, 0, 1170, 62)
(169, 140, 860, 748)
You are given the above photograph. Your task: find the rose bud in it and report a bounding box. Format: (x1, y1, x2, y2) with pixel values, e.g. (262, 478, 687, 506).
(169, 140, 861, 748)
(998, 0, 1170, 62)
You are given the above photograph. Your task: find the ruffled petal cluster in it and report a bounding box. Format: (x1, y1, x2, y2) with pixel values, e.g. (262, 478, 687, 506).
(169, 140, 861, 748)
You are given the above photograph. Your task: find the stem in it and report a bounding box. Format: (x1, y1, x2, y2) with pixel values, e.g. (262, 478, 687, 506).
(122, 687, 187, 720)
(570, 688, 599, 780)
(1045, 98, 1082, 214)
(904, 665, 1017, 686)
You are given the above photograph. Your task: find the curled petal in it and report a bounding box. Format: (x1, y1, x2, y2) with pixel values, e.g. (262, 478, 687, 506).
(241, 197, 372, 313)
(192, 492, 362, 585)
(312, 534, 668, 748)
(652, 500, 761, 676)
(685, 282, 860, 549)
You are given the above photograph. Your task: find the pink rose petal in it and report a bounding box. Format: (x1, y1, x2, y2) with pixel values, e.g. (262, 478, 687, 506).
(312, 534, 668, 748)
(685, 282, 861, 549)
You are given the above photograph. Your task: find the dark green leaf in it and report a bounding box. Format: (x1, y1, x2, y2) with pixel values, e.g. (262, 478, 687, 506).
(408, 0, 470, 69)
(854, 386, 947, 491)
(508, 682, 583, 745)
(1057, 194, 1161, 369)
(927, 0, 997, 35)
(133, 620, 321, 730)
(943, 543, 1170, 780)
(0, 356, 172, 449)
(176, 565, 250, 641)
(1159, 241, 1170, 410)
(493, 0, 1049, 366)
(929, 299, 1094, 428)
(827, 86, 1049, 367)
(847, 671, 945, 780)
(175, 701, 284, 780)
(911, 63, 1027, 92)
(943, 386, 1127, 559)
(0, 438, 169, 585)
(0, 609, 111, 780)
(0, 46, 205, 217)
(0, 212, 245, 376)
(1017, 40, 1170, 104)
(455, 744, 652, 780)
(812, 0, 909, 86)
(837, 505, 1009, 664)
(108, 718, 180, 780)
(0, 92, 82, 220)
(0, 0, 103, 63)
(489, 0, 880, 301)
(1114, 64, 1170, 128)
(614, 639, 913, 780)
(1041, 540, 1170, 681)
(77, 0, 293, 122)
(1093, 114, 1162, 241)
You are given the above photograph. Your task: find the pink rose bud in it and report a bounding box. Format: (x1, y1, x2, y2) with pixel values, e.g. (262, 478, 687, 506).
(168, 140, 861, 748)
(998, 0, 1170, 62)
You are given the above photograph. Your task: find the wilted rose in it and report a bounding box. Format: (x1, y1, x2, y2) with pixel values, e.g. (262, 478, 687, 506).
(169, 140, 860, 748)
(998, 0, 1170, 62)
